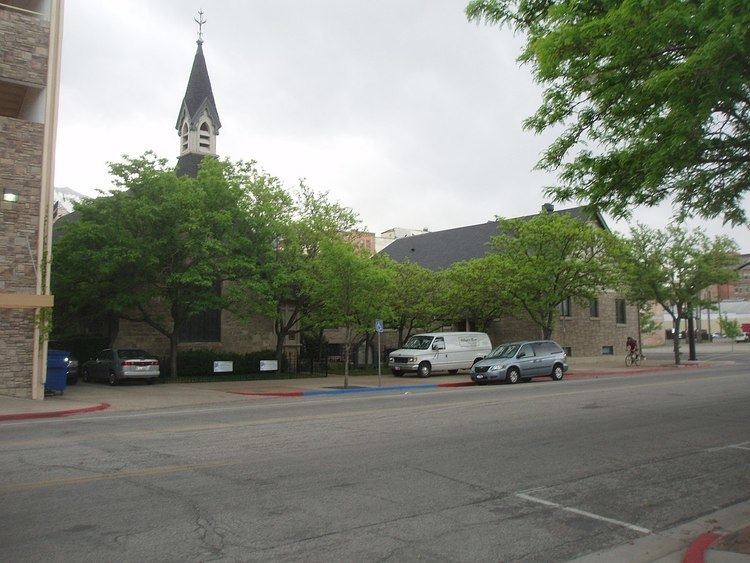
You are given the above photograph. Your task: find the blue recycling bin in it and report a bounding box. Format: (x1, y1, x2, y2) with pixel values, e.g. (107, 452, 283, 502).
(46, 349, 69, 395)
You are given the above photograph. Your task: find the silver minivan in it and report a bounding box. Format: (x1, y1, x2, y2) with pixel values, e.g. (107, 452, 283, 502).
(471, 340, 568, 384)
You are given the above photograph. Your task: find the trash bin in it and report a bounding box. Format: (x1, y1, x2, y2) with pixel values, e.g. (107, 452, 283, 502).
(46, 349, 69, 395)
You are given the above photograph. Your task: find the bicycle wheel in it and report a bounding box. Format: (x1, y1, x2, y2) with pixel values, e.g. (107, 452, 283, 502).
(625, 353, 633, 367)
(634, 354, 642, 366)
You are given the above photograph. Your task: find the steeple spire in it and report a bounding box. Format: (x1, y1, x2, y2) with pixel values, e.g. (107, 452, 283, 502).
(176, 11, 221, 176)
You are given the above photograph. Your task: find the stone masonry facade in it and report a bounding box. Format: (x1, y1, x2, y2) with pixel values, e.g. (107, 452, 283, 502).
(0, 8, 49, 86)
(0, 5, 53, 398)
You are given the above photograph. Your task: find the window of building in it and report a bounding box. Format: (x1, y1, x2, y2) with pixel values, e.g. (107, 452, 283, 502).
(559, 297, 572, 317)
(601, 346, 614, 355)
(615, 299, 627, 324)
(589, 298, 599, 318)
(179, 309, 221, 342)
(199, 122, 210, 149)
(181, 123, 189, 151)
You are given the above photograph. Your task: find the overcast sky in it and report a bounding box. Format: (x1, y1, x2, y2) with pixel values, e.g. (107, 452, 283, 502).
(55, 0, 750, 251)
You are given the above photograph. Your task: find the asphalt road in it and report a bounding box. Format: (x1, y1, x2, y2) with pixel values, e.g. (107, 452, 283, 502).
(1, 365, 748, 562)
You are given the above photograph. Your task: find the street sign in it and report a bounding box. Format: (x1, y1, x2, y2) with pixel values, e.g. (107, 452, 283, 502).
(374, 319, 384, 333)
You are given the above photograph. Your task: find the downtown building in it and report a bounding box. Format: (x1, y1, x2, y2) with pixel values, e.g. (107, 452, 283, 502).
(0, 0, 64, 398)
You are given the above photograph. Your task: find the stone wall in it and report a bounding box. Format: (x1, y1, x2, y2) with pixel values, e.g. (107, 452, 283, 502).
(0, 8, 49, 86)
(0, 309, 35, 397)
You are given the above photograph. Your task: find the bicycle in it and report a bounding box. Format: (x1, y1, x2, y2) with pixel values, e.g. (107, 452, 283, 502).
(625, 350, 643, 367)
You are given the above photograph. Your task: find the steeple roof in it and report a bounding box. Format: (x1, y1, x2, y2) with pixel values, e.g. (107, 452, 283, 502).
(175, 42, 221, 131)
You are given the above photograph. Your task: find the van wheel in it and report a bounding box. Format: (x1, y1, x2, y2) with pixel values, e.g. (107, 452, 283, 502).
(506, 367, 520, 384)
(551, 364, 564, 381)
(418, 362, 432, 378)
(448, 369, 458, 374)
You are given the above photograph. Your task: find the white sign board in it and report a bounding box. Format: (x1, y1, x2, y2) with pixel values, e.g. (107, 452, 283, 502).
(260, 360, 278, 372)
(213, 361, 233, 373)
(374, 319, 384, 333)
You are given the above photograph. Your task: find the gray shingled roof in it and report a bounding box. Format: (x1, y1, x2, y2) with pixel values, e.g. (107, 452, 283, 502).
(175, 42, 221, 131)
(380, 206, 605, 271)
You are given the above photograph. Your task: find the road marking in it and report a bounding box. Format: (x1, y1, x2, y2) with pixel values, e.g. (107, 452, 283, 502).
(706, 441, 750, 452)
(516, 493, 652, 534)
(0, 460, 238, 494)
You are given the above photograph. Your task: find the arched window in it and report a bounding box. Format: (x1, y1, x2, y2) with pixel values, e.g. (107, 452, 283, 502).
(199, 121, 211, 150)
(181, 123, 189, 151)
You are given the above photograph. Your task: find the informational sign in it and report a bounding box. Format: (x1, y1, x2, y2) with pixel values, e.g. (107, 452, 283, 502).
(374, 319, 384, 333)
(260, 360, 278, 372)
(213, 361, 233, 373)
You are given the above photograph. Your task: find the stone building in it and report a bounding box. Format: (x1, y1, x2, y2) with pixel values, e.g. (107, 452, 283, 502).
(112, 32, 300, 364)
(0, 0, 64, 399)
(380, 206, 639, 357)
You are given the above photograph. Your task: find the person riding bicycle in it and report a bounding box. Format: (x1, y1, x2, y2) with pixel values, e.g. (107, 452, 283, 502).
(626, 336, 638, 354)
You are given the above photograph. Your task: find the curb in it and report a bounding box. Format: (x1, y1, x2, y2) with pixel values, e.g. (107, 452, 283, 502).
(0, 402, 111, 422)
(682, 532, 722, 563)
(231, 381, 475, 398)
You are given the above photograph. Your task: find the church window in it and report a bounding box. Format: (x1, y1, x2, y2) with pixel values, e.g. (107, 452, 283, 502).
(199, 121, 211, 149)
(181, 123, 189, 151)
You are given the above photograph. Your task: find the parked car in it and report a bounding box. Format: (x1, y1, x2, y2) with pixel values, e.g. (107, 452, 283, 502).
(471, 340, 568, 384)
(82, 348, 160, 385)
(48, 347, 78, 385)
(736, 333, 750, 343)
(388, 332, 492, 377)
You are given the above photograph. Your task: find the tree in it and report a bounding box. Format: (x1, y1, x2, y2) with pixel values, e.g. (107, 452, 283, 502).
(441, 255, 515, 332)
(719, 314, 741, 351)
(228, 184, 358, 367)
(489, 211, 617, 339)
(377, 256, 442, 347)
(308, 240, 392, 388)
(466, 0, 750, 225)
(53, 153, 289, 377)
(615, 225, 738, 365)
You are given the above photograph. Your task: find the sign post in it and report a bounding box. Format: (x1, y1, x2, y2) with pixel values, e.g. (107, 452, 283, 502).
(374, 319, 384, 387)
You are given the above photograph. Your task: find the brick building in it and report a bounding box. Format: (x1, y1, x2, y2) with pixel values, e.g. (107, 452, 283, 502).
(0, 0, 64, 399)
(380, 206, 639, 357)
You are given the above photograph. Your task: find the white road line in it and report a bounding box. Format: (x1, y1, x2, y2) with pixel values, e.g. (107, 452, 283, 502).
(516, 493, 652, 534)
(707, 441, 750, 452)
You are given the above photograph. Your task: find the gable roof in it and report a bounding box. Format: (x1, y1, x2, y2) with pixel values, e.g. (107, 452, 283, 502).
(380, 206, 607, 271)
(175, 42, 221, 131)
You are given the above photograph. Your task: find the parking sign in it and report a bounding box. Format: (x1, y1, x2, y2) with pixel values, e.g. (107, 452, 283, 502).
(374, 319, 384, 333)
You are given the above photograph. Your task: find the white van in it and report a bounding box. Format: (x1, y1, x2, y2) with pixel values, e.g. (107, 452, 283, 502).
(388, 332, 492, 377)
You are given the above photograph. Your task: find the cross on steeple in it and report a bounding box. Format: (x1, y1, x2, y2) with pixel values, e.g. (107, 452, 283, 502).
(194, 9, 206, 44)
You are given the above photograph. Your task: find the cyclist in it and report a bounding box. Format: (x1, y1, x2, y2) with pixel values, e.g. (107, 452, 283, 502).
(626, 336, 638, 354)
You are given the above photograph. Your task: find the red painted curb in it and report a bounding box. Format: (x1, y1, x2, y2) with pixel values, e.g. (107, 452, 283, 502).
(682, 532, 722, 563)
(230, 390, 305, 398)
(0, 402, 111, 422)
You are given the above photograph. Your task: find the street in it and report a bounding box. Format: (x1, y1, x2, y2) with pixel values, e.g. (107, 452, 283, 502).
(1, 363, 748, 561)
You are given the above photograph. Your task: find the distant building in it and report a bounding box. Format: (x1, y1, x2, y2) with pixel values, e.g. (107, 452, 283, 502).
(375, 227, 429, 252)
(0, 0, 64, 399)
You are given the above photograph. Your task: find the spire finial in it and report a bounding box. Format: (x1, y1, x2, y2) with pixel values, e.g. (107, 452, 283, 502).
(194, 9, 206, 44)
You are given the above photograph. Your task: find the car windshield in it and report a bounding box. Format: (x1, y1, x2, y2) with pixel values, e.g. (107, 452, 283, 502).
(486, 344, 520, 359)
(118, 349, 150, 359)
(402, 336, 434, 350)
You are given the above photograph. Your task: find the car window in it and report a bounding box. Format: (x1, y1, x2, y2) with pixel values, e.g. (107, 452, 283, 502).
(487, 345, 520, 359)
(433, 337, 445, 348)
(518, 344, 535, 357)
(403, 336, 434, 350)
(97, 350, 111, 361)
(117, 349, 149, 359)
(532, 342, 549, 356)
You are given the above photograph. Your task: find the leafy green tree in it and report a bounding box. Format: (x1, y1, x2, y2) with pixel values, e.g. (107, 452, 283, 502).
(467, 0, 750, 225)
(229, 184, 357, 367)
(308, 240, 392, 388)
(53, 153, 289, 377)
(489, 212, 617, 339)
(719, 314, 741, 351)
(441, 255, 515, 332)
(615, 226, 738, 364)
(377, 256, 442, 347)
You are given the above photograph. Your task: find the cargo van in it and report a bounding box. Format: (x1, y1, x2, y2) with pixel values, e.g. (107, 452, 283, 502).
(388, 332, 492, 377)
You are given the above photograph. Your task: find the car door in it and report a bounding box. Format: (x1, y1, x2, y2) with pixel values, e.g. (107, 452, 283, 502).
(532, 342, 554, 376)
(431, 337, 448, 370)
(515, 344, 537, 377)
(95, 349, 112, 380)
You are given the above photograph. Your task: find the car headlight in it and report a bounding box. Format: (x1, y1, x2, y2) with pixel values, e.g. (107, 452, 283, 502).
(488, 364, 504, 372)
(388, 357, 394, 363)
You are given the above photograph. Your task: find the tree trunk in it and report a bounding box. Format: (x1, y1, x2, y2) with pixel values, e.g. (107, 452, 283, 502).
(170, 333, 179, 378)
(275, 331, 286, 372)
(343, 332, 350, 389)
(672, 317, 681, 365)
(687, 314, 697, 361)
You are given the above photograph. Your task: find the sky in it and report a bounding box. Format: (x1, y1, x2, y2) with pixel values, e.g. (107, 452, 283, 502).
(54, 0, 750, 251)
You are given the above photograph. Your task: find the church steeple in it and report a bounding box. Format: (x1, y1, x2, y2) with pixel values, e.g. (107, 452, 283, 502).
(176, 11, 221, 176)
